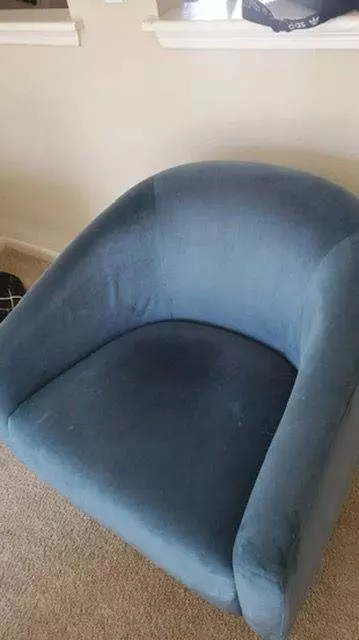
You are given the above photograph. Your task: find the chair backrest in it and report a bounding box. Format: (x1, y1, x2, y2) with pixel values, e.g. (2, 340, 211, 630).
(108, 163, 359, 366)
(1, 162, 358, 431)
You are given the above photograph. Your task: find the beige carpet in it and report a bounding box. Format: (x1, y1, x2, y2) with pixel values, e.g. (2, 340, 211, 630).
(0, 251, 358, 640)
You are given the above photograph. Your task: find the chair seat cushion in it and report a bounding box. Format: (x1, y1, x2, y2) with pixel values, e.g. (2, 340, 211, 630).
(9, 321, 296, 613)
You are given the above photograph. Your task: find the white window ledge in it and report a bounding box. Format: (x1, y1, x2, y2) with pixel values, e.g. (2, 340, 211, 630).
(0, 9, 79, 46)
(142, 10, 359, 50)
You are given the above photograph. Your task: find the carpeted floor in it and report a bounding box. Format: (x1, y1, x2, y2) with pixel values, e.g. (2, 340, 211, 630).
(0, 251, 358, 640)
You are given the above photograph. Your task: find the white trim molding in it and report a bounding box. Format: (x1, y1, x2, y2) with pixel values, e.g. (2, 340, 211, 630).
(142, 11, 359, 50)
(0, 237, 58, 261)
(0, 8, 79, 46)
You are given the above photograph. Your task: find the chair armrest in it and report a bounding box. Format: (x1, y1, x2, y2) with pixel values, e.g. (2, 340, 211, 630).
(233, 371, 359, 640)
(233, 235, 359, 639)
(0, 177, 155, 438)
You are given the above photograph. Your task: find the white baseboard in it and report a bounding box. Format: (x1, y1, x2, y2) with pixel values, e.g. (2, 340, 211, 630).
(0, 237, 58, 262)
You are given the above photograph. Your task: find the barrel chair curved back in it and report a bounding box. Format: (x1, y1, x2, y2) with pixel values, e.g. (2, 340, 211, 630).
(1, 163, 358, 640)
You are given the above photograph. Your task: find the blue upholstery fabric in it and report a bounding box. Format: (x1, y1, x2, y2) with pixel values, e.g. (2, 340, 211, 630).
(8, 321, 296, 612)
(0, 163, 358, 639)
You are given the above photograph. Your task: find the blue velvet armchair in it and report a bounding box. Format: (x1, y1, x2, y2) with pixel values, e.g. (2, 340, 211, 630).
(1, 163, 358, 640)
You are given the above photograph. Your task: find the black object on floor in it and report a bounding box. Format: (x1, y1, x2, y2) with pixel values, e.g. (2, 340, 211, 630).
(0, 273, 26, 322)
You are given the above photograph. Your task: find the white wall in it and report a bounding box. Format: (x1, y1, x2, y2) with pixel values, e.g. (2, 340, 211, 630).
(1, 0, 359, 251)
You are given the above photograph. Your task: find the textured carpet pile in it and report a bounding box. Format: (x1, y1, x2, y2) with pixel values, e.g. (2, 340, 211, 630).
(0, 252, 358, 640)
